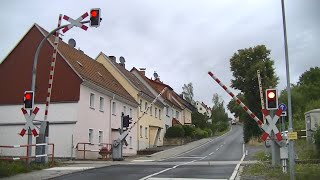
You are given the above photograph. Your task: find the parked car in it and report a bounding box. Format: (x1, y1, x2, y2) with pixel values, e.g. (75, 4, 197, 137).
(231, 120, 236, 125)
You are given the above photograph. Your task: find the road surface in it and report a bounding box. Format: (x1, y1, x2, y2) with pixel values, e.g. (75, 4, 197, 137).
(53, 125, 244, 180)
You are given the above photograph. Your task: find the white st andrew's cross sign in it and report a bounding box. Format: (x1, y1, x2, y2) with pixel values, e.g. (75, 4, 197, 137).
(261, 109, 283, 141)
(20, 107, 39, 137)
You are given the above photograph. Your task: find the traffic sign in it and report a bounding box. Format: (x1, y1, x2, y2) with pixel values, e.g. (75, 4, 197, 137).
(20, 107, 39, 137)
(287, 132, 298, 140)
(62, 12, 89, 33)
(261, 109, 283, 141)
(279, 103, 287, 117)
(279, 103, 287, 111)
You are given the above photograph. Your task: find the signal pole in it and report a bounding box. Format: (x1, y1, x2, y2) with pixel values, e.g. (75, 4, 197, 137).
(281, 0, 295, 179)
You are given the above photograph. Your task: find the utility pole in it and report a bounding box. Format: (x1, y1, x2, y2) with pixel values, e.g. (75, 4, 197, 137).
(281, 0, 295, 179)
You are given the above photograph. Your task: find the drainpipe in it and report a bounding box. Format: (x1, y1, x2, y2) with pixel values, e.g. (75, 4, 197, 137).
(109, 94, 115, 144)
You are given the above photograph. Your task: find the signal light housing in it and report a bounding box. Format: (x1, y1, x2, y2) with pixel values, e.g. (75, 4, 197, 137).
(123, 115, 133, 128)
(90, 8, 101, 27)
(24, 91, 34, 110)
(266, 89, 278, 110)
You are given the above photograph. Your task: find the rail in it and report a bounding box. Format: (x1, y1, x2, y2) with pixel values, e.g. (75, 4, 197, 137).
(0, 143, 54, 164)
(75, 142, 112, 159)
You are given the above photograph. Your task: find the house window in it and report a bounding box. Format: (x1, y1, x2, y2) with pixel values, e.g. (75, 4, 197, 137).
(140, 99, 143, 112)
(145, 102, 148, 111)
(165, 124, 169, 131)
(172, 108, 174, 118)
(155, 107, 158, 118)
(140, 126, 143, 138)
(123, 106, 126, 115)
(176, 111, 179, 120)
(98, 130, 103, 143)
(99, 97, 104, 112)
(129, 108, 132, 117)
(200, 107, 202, 111)
(89, 129, 93, 144)
(145, 127, 148, 138)
(150, 105, 153, 116)
(90, 93, 95, 108)
(112, 102, 116, 115)
(129, 136, 132, 149)
(166, 107, 169, 117)
(159, 109, 161, 120)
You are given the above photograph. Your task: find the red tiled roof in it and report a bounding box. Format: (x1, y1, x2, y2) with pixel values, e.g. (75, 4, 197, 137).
(35, 24, 137, 104)
(107, 57, 156, 100)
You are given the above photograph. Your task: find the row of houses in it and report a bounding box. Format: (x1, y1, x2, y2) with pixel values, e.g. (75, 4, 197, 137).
(0, 24, 195, 159)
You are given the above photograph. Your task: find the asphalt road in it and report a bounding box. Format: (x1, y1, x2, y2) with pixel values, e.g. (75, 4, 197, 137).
(53, 125, 244, 180)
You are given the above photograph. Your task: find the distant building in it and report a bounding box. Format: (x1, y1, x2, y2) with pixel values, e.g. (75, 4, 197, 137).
(195, 101, 211, 118)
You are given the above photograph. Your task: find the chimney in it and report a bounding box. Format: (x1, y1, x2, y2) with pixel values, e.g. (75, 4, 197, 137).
(139, 68, 146, 76)
(153, 71, 160, 81)
(119, 56, 125, 68)
(109, 56, 116, 63)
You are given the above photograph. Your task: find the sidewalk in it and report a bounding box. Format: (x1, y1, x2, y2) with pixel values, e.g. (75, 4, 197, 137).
(2, 131, 231, 180)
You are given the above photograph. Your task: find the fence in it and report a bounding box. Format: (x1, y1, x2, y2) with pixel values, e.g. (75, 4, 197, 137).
(75, 142, 112, 159)
(0, 143, 54, 163)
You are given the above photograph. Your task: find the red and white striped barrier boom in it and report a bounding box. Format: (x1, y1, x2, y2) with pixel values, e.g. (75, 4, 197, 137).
(44, 14, 62, 121)
(208, 72, 269, 136)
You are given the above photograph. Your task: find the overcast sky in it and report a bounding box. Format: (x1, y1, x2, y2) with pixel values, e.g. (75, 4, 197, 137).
(1, 0, 319, 117)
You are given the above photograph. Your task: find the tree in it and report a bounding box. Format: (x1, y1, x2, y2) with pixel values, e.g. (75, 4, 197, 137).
(191, 110, 209, 129)
(279, 66, 320, 130)
(227, 93, 246, 122)
(229, 45, 279, 142)
(211, 93, 229, 132)
(182, 83, 194, 104)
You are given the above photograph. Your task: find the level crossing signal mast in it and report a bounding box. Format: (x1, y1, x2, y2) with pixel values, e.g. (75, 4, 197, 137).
(90, 8, 101, 27)
(266, 89, 278, 110)
(24, 91, 34, 110)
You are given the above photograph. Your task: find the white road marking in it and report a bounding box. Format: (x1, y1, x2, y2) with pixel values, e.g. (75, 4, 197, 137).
(209, 152, 215, 155)
(220, 144, 223, 147)
(229, 144, 246, 180)
(162, 126, 233, 161)
(132, 159, 155, 162)
(45, 167, 94, 171)
(140, 127, 235, 180)
(147, 178, 228, 180)
(216, 148, 219, 151)
(174, 157, 206, 159)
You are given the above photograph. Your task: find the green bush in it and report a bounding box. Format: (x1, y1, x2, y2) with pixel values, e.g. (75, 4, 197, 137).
(182, 125, 196, 138)
(217, 122, 228, 132)
(193, 128, 209, 139)
(165, 125, 185, 138)
(204, 128, 213, 136)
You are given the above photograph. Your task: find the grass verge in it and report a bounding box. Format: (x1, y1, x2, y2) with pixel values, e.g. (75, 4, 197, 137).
(242, 162, 320, 180)
(0, 160, 60, 178)
(242, 146, 320, 179)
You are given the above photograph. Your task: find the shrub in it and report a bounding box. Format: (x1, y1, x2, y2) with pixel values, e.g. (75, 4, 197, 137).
(217, 122, 228, 132)
(204, 128, 213, 136)
(183, 125, 196, 138)
(194, 128, 209, 139)
(165, 125, 185, 138)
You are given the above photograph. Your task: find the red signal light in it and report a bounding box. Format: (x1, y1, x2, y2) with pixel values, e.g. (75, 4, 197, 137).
(25, 93, 31, 100)
(91, 10, 97, 17)
(267, 91, 275, 99)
